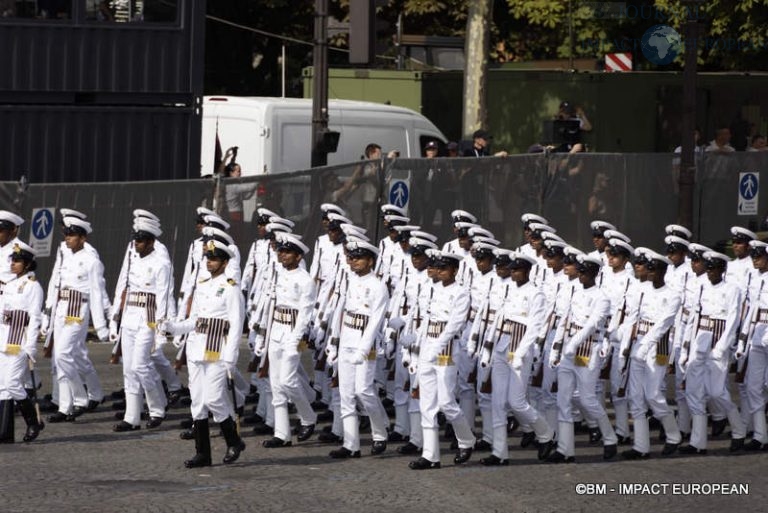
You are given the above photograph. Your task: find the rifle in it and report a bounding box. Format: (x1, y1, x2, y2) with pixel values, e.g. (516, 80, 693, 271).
(616, 292, 645, 398)
(736, 279, 764, 383)
(228, 370, 240, 435)
(550, 285, 576, 393)
(257, 267, 278, 378)
(680, 284, 705, 390)
(469, 277, 495, 385)
(110, 245, 132, 364)
(402, 281, 421, 393)
(43, 245, 64, 358)
(27, 356, 42, 426)
(480, 283, 510, 394)
(599, 278, 631, 380)
(531, 282, 561, 388)
(326, 273, 347, 388)
(386, 270, 409, 381)
(410, 283, 430, 399)
(313, 258, 343, 371)
(174, 247, 203, 370)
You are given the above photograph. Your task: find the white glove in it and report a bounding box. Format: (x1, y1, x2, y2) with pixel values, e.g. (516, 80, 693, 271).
(632, 343, 649, 362)
(711, 346, 726, 361)
(171, 335, 184, 349)
(735, 342, 746, 360)
(24, 348, 36, 364)
(511, 354, 523, 371)
(350, 351, 366, 365)
(548, 352, 560, 369)
(401, 350, 411, 368)
(385, 337, 395, 359)
(408, 359, 419, 375)
(598, 340, 611, 359)
(480, 348, 492, 368)
(96, 326, 109, 342)
(400, 333, 415, 349)
(325, 343, 338, 360)
(466, 335, 478, 357)
(154, 331, 167, 348)
(388, 317, 405, 331)
(40, 313, 50, 335)
(108, 320, 119, 342)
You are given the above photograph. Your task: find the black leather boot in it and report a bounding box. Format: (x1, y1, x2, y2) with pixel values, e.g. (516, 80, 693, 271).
(0, 400, 14, 443)
(18, 398, 44, 442)
(220, 416, 246, 464)
(184, 419, 212, 468)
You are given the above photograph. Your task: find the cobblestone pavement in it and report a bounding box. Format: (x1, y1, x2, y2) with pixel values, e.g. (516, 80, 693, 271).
(2, 341, 765, 513)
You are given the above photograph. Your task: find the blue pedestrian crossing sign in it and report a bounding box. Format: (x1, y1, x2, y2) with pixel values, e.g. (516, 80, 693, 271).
(738, 172, 759, 216)
(389, 180, 409, 209)
(31, 208, 55, 257)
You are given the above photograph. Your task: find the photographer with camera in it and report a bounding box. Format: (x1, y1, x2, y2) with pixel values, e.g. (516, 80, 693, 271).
(218, 146, 257, 243)
(547, 101, 592, 153)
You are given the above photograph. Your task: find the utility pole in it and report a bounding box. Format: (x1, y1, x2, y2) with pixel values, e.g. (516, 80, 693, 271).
(678, 2, 702, 232)
(311, 0, 329, 168)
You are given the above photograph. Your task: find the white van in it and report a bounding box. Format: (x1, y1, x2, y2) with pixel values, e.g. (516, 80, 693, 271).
(200, 96, 447, 176)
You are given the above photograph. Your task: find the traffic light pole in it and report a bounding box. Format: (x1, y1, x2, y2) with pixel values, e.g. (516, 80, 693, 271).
(311, 0, 329, 168)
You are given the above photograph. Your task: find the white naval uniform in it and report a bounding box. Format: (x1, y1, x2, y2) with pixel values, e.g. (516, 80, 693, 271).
(417, 280, 475, 463)
(468, 273, 509, 446)
(682, 279, 745, 450)
(168, 273, 244, 423)
(111, 248, 171, 426)
(739, 271, 768, 444)
(552, 283, 616, 458)
(487, 280, 553, 460)
(0, 273, 43, 401)
(47, 241, 108, 405)
(333, 270, 389, 453)
(530, 270, 573, 435)
(621, 282, 682, 454)
(386, 266, 428, 440)
(0, 237, 22, 285)
(601, 268, 635, 439)
(268, 266, 317, 441)
(52, 247, 109, 416)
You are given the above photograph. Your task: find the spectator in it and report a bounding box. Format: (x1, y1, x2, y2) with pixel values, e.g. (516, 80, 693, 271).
(423, 140, 457, 228)
(461, 130, 508, 157)
(747, 134, 767, 152)
(705, 127, 735, 153)
(446, 141, 459, 158)
(333, 143, 398, 221)
(551, 101, 591, 153)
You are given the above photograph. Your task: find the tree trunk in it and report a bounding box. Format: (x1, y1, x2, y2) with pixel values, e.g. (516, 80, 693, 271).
(463, 0, 493, 139)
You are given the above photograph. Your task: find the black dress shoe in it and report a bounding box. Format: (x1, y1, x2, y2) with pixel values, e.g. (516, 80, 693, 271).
(520, 432, 536, 448)
(730, 437, 745, 452)
(409, 457, 441, 470)
(252, 422, 273, 435)
(443, 423, 455, 440)
(72, 405, 87, 417)
(329, 447, 361, 459)
(616, 435, 632, 446)
(621, 448, 649, 460)
(678, 444, 706, 455)
(113, 421, 140, 432)
(243, 413, 264, 426)
(184, 454, 212, 468)
(603, 444, 617, 460)
(48, 412, 75, 423)
(114, 411, 126, 420)
(711, 418, 727, 437)
(262, 436, 292, 448)
(397, 442, 421, 455)
(371, 440, 387, 455)
(588, 428, 603, 444)
(546, 451, 575, 463)
(111, 389, 126, 400)
(245, 392, 259, 404)
(388, 431, 406, 442)
(479, 454, 509, 466)
(508, 417, 520, 434)
(23, 422, 45, 442)
(146, 417, 164, 429)
(316, 410, 334, 422)
(474, 439, 492, 452)
(311, 401, 329, 411)
(167, 390, 184, 406)
(744, 439, 767, 451)
(87, 399, 101, 411)
(318, 432, 343, 443)
(223, 440, 246, 464)
(180, 429, 195, 440)
(297, 424, 316, 442)
(180, 417, 194, 429)
(453, 447, 473, 465)
(537, 439, 555, 461)
(661, 442, 679, 456)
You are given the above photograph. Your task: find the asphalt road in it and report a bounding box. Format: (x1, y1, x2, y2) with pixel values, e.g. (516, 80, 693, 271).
(2, 340, 765, 513)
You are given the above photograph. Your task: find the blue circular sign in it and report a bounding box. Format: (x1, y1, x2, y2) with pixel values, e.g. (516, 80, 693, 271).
(32, 209, 54, 239)
(740, 173, 758, 200)
(641, 25, 682, 65)
(389, 181, 409, 208)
